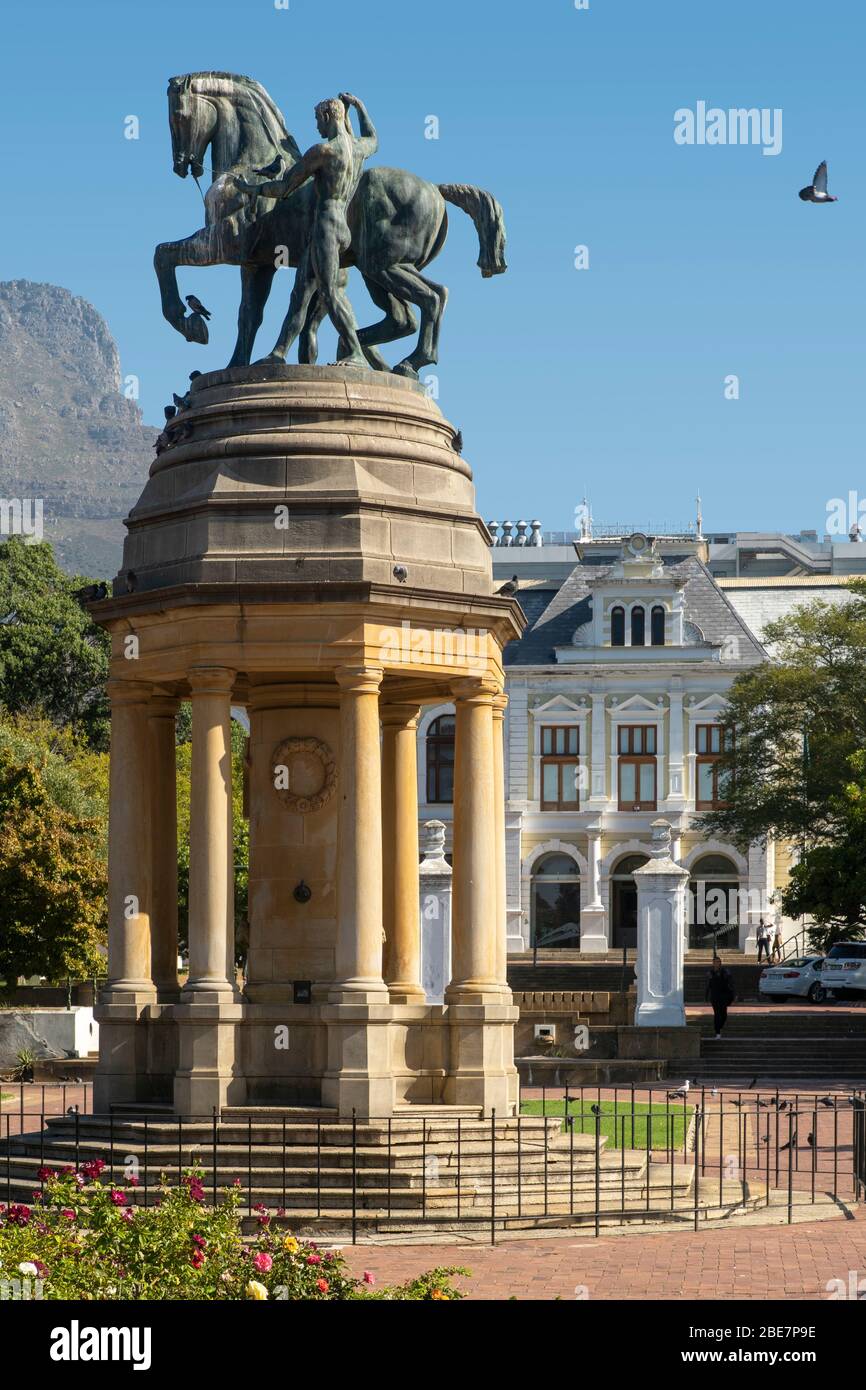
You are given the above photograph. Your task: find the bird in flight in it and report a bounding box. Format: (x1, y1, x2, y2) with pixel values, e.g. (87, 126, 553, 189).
(798, 161, 838, 203)
(186, 294, 212, 319)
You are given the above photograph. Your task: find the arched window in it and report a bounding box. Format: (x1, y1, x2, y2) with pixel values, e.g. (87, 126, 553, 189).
(651, 605, 665, 646)
(610, 606, 625, 646)
(426, 714, 455, 803)
(630, 605, 645, 646)
(610, 853, 649, 949)
(688, 853, 740, 950)
(530, 852, 581, 949)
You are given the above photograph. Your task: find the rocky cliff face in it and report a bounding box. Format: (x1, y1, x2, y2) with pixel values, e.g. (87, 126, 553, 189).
(0, 281, 157, 577)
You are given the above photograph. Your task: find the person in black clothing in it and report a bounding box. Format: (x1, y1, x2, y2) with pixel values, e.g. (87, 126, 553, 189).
(705, 955, 736, 1038)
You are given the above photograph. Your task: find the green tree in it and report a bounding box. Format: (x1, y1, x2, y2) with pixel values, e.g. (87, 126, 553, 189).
(0, 538, 111, 750)
(700, 584, 866, 946)
(0, 748, 107, 983)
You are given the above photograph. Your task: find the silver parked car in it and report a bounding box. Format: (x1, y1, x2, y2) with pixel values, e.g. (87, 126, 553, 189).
(758, 955, 826, 1003)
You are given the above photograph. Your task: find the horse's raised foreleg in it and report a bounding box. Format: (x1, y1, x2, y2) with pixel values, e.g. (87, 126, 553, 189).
(228, 264, 277, 368)
(153, 229, 221, 342)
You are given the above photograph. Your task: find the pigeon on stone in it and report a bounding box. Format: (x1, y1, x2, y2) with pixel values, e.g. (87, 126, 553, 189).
(667, 1080, 690, 1099)
(186, 294, 212, 320)
(73, 581, 108, 605)
(173, 391, 191, 412)
(819, 1096, 835, 1108)
(497, 574, 519, 597)
(779, 1132, 797, 1151)
(798, 160, 838, 203)
(453, 429, 463, 454)
(807, 1131, 815, 1148)
(393, 564, 408, 583)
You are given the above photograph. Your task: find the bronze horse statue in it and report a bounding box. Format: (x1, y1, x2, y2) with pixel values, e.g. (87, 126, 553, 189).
(154, 73, 507, 374)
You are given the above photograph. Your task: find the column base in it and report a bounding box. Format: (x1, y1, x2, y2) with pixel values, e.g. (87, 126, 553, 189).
(634, 998, 687, 1028)
(321, 1002, 395, 1119)
(92, 998, 156, 1110)
(579, 904, 608, 954)
(444, 1002, 519, 1115)
(172, 1001, 245, 1116)
(387, 982, 427, 1004)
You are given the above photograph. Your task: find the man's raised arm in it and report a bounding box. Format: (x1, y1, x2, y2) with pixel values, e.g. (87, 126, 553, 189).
(341, 93, 378, 157)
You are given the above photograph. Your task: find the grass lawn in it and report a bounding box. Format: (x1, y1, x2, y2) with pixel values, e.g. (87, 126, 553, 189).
(520, 1098, 693, 1150)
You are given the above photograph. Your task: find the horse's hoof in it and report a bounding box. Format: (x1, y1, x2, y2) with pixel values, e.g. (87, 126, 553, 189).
(253, 353, 287, 365)
(183, 314, 208, 346)
(392, 362, 419, 379)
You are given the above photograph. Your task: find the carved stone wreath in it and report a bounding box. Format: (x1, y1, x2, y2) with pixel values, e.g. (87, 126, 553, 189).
(271, 737, 337, 814)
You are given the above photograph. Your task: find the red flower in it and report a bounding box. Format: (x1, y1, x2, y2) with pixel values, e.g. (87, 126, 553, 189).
(192, 1234, 207, 1248)
(307, 1254, 322, 1265)
(110, 1189, 128, 1207)
(190, 1249, 206, 1269)
(253, 1252, 273, 1273)
(316, 1279, 329, 1294)
(6, 1204, 31, 1226)
(81, 1159, 106, 1180)
(37, 1166, 56, 1182)
(127, 1175, 140, 1187)
(61, 1208, 76, 1222)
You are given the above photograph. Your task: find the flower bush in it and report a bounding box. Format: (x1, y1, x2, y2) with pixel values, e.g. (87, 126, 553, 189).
(0, 1164, 467, 1301)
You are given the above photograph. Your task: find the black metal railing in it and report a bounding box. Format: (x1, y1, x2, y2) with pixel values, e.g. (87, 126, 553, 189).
(2, 1082, 863, 1247)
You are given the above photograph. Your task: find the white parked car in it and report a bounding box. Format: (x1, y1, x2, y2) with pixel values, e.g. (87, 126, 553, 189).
(758, 955, 827, 1003)
(821, 942, 866, 999)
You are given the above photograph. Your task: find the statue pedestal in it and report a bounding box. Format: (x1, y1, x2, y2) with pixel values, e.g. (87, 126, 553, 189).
(92, 365, 523, 1118)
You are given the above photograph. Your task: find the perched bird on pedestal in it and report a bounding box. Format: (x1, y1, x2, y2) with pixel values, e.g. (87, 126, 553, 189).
(798, 161, 838, 203)
(497, 574, 519, 597)
(186, 294, 212, 319)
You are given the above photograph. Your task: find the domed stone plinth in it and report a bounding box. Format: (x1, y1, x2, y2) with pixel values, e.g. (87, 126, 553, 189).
(92, 365, 523, 1121)
(117, 364, 492, 599)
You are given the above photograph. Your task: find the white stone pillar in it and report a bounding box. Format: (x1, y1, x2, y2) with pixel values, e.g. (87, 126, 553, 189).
(493, 693, 509, 989)
(580, 822, 608, 954)
(419, 820, 452, 1003)
(666, 685, 685, 806)
(185, 667, 236, 997)
(633, 819, 689, 1027)
(589, 690, 607, 803)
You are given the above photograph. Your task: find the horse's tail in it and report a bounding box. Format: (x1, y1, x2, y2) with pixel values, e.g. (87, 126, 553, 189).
(438, 184, 507, 277)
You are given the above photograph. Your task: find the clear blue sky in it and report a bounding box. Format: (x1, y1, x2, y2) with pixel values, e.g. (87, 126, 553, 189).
(1, 0, 862, 537)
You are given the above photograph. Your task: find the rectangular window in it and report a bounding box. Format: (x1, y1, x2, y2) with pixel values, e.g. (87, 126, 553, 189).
(695, 724, 731, 809)
(618, 757, 657, 810)
(540, 725, 581, 810)
(618, 725, 656, 755)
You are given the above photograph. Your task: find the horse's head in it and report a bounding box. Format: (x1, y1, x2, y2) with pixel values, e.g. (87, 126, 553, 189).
(167, 75, 216, 179)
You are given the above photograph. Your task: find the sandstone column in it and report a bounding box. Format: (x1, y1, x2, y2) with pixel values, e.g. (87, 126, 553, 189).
(149, 696, 179, 998)
(331, 665, 388, 1002)
(184, 667, 236, 996)
(445, 675, 517, 1113)
(322, 665, 392, 1118)
(492, 693, 509, 989)
(381, 702, 424, 1003)
(103, 679, 155, 1001)
(94, 679, 156, 1111)
(447, 676, 499, 1000)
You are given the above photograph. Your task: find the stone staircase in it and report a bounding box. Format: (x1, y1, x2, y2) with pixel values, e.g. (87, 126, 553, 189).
(686, 1014, 866, 1083)
(0, 1105, 760, 1234)
(508, 955, 765, 1004)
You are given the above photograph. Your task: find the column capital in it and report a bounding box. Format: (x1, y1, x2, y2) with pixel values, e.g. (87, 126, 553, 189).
(380, 702, 422, 730)
(335, 664, 384, 696)
(492, 692, 508, 719)
(107, 677, 153, 708)
(188, 666, 236, 697)
(148, 695, 181, 720)
(452, 674, 500, 704)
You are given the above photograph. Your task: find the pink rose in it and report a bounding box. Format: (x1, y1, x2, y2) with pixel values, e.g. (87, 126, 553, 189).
(253, 1252, 273, 1273)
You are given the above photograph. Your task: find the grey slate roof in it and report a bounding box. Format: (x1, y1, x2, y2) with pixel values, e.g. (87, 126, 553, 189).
(505, 556, 766, 669)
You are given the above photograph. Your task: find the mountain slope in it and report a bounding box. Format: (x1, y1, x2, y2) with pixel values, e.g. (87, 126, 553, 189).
(0, 280, 157, 577)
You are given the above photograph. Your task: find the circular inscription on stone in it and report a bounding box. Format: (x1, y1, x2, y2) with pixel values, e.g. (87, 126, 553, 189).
(272, 737, 337, 814)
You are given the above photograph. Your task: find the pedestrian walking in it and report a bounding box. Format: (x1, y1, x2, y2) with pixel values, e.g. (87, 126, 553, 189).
(771, 920, 783, 963)
(705, 955, 736, 1039)
(756, 918, 770, 963)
